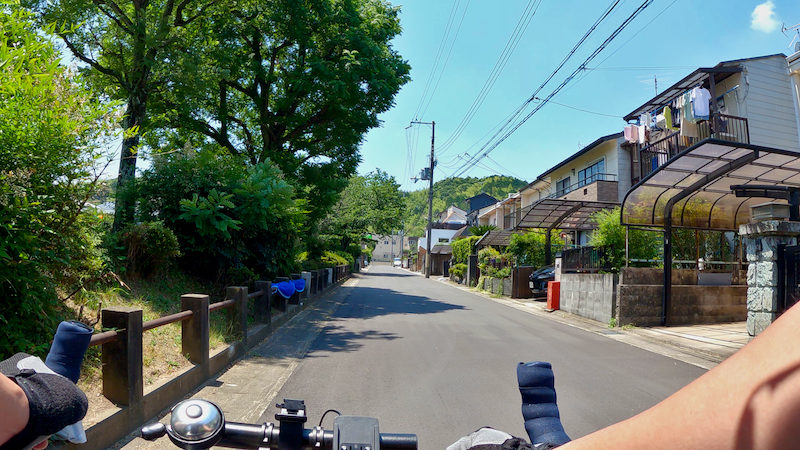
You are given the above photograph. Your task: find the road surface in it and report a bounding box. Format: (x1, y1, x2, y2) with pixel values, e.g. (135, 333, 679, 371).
(260, 264, 706, 449)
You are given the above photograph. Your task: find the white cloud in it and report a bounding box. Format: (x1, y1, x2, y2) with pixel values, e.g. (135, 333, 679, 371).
(751, 1, 780, 33)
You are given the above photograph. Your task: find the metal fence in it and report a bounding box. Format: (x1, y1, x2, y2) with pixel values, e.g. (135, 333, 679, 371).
(561, 246, 612, 273)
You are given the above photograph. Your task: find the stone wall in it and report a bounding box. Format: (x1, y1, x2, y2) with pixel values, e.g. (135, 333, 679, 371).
(560, 273, 617, 323)
(617, 284, 747, 326)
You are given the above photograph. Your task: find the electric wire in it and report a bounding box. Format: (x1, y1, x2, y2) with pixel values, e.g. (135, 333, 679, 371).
(445, 0, 624, 172)
(436, 0, 543, 155)
(412, 0, 463, 121)
(418, 0, 471, 119)
(451, 0, 654, 178)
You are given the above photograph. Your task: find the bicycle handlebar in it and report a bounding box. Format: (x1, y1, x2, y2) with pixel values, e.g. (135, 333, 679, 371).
(140, 398, 417, 450)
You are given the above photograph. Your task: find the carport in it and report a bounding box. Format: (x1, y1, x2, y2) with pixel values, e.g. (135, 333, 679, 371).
(516, 198, 619, 264)
(622, 138, 800, 326)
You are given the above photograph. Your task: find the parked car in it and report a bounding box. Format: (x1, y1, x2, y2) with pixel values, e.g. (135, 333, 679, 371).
(393, 257, 402, 267)
(529, 265, 555, 297)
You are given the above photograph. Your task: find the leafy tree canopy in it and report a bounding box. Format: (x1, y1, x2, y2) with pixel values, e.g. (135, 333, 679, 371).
(148, 0, 411, 225)
(319, 169, 403, 253)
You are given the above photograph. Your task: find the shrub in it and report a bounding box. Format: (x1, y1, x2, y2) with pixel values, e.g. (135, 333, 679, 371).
(136, 152, 301, 280)
(589, 207, 660, 270)
(450, 263, 467, 279)
(478, 247, 501, 268)
(507, 230, 563, 267)
(119, 222, 180, 277)
(0, 8, 115, 358)
(451, 236, 480, 265)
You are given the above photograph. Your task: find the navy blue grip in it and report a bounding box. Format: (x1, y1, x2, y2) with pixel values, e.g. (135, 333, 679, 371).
(517, 361, 571, 446)
(45, 321, 93, 383)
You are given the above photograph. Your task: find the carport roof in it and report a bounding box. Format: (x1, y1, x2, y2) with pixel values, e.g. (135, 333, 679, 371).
(621, 139, 800, 231)
(516, 199, 619, 231)
(475, 229, 516, 248)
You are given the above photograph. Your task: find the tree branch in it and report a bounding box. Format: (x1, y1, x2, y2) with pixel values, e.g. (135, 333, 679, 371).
(60, 34, 125, 85)
(91, 0, 135, 34)
(175, 0, 217, 26)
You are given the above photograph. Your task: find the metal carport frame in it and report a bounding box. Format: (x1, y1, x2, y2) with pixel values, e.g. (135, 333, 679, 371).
(622, 139, 800, 325)
(516, 198, 619, 264)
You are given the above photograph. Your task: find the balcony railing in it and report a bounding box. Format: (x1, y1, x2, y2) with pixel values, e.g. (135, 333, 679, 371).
(639, 113, 749, 179)
(547, 173, 618, 199)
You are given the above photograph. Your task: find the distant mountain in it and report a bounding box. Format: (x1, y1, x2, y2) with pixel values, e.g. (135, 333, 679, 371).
(403, 175, 527, 236)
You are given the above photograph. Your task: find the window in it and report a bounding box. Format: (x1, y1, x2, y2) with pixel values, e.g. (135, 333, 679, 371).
(384, 240, 388, 244)
(556, 177, 571, 197)
(438, 238, 449, 243)
(578, 159, 604, 187)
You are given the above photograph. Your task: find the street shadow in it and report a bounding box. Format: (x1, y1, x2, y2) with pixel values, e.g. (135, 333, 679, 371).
(305, 324, 400, 356)
(332, 286, 467, 320)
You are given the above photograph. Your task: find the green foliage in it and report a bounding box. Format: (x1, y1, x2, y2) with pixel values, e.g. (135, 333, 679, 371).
(507, 230, 563, 268)
(296, 250, 351, 271)
(451, 236, 480, 265)
(403, 176, 527, 236)
(0, 5, 115, 357)
(468, 225, 496, 237)
(478, 247, 501, 268)
(319, 170, 404, 255)
(136, 151, 301, 280)
(672, 229, 734, 269)
(589, 207, 660, 270)
(147, 0, 411, 230)
(450, 263, 467, 279)
(119, 222, 180, 277)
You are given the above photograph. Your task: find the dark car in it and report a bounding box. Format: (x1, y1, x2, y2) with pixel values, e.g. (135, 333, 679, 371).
(529, 265, 555, 298)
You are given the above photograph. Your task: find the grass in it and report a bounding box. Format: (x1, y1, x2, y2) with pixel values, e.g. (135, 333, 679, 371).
(75, 269, 235, 400)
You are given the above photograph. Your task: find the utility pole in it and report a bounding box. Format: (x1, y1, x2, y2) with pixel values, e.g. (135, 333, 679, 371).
(410, 120, 435, 278)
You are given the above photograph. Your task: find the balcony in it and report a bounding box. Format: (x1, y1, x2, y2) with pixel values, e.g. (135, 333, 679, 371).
(503, 211, 517, 230)
(639, 113, 749, 180)
(547, 173, 619, 202)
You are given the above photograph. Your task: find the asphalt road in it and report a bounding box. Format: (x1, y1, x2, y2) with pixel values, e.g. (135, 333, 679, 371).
(259, 265, 707, 449)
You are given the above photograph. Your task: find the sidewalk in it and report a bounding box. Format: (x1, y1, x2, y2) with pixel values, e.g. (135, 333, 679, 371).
(431, 275, 750, 370)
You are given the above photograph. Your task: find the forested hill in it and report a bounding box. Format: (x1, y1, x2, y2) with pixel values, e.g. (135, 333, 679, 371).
(403, 176, 527, 236)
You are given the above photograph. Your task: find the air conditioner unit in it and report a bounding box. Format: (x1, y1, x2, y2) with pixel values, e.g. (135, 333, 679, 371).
(750, 202, 790, 222)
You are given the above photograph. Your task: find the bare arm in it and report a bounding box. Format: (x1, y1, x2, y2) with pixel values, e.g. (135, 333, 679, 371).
(562, 303, 800, 450)
(0, 374, 30, 445)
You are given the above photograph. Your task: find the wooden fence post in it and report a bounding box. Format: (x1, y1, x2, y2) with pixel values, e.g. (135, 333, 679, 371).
(226, 286, 248, 343)
(181, 294, 209, 366)
(254, 281, 272, 324)
(102, 307, 143, 406)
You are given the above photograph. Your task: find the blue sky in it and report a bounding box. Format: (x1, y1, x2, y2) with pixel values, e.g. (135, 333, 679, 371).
(358, 0, 800, 191)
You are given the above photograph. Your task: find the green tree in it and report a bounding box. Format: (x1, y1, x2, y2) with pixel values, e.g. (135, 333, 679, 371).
(0, 3, 115, 357)
(27, 0, 218, 230)
(320, 169, 403, 253)
(507, 230, 563, 268)
(589, 207, 660, 270)
(150, 0, 411, 226)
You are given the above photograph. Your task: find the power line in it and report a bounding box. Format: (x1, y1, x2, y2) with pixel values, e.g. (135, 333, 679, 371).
(419, 0, 471, 119)
(452, 0, 655, 178)
(541, 98, 621, 118)
(412, 0, 465, 121)
(437, 0, 543, 155)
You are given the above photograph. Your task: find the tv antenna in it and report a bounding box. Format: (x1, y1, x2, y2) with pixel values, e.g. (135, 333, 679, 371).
(782, 22, 800, 53)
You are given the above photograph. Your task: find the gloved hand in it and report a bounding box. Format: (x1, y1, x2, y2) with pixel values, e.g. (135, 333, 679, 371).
(0, 353, 88, 450)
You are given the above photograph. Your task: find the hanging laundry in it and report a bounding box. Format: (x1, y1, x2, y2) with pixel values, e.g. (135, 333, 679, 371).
(691, 86, 711, 120)
(638, 124, 647, 144)
(680, 115, 699, 138)
(624, 125, 639, 143)
(664, 106, 679, 131)
(681, 91, 696, 124)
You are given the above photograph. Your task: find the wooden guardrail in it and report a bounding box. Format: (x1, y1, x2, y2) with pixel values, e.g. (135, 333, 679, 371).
(71, 264, 354, 450)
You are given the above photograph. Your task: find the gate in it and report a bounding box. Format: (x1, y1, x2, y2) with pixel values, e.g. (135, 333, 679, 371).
(778, 244, 800, 313)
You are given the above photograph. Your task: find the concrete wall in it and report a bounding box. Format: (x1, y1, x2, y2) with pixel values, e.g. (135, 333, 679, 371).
(560, 273, 617, 323)
(561, 180, 618, 203)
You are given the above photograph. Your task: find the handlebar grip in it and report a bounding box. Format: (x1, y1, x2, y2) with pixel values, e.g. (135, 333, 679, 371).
(517, 361, 571, 446)
(379, 433, 418, 449)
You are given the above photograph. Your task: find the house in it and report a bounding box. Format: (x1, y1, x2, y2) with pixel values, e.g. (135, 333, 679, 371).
(372, 234, 403, 262)
(437, 205, 468, 224)
(626, 53, 800, 183)
(515, 132, 628, 246)
(465, 193, 499, 226)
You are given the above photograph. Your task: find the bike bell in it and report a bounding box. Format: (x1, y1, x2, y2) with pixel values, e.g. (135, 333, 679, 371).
(168, 399, 224, 449)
